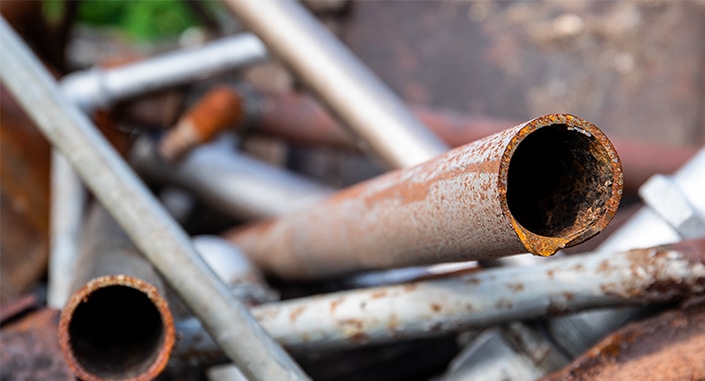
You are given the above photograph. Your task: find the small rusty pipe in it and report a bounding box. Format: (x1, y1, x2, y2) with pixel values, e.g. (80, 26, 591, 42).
(175, 239, 705, 354)
(0, 19, 308, 380)
(58, 204, 174, 381)
(226, 114, 623, 279)
(130, 135, 333, 220)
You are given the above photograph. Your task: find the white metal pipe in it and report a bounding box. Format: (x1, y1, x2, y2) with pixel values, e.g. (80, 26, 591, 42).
(0, 18, 308, 381)
(47, 151, 86, 308)
(222, 0, 449, 169)
(130, 135, 332, 219)
(60, 33, 267, 112)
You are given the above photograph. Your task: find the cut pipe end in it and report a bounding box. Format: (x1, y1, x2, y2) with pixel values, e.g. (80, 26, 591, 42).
(59, 275, 175, 381)
(500, 114, 623, 256)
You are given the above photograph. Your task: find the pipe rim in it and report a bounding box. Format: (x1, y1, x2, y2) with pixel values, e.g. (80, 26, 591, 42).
(58, 275, 175, 381)
(499, 114, 623, 256)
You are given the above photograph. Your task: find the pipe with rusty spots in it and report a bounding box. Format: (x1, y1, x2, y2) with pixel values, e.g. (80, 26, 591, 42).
(226, 114, 623, 279)
(58, 204, 175, 381)
(173, 239, 705, 354)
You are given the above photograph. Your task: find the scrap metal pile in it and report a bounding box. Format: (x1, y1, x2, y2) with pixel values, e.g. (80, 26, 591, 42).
(1, 1, 704, 380)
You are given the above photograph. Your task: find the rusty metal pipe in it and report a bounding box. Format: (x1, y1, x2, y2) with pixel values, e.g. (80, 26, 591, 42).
(175, 239, 705, 354)
(226, 114, 623, 279)
(0, 19, 309, 380)
(246, 89, 695, 195)
(58, 204, 174, 381)
(222, 0, 448, 169)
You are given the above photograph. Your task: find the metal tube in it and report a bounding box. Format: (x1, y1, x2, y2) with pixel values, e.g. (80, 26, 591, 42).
(130, 135, 332, 219)
(58, 205, 175, 381)
(227, 114, 623, 279)
(0, 18, 309, 381)
(176, 239, 705, 353)
(60, 33, 267, 112)
(247, 89, 695, 195)
(47, 151, 86, 309)
(222, 0, 448, 169)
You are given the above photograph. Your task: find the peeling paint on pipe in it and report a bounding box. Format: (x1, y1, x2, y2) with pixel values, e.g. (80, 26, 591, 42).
(176, 240, 705, 354)
(227, 114, 623, 279)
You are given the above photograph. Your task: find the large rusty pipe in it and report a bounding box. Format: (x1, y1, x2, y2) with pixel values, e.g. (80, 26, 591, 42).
(226, 114, 623, 279)
(246, 89, 694, 195)
(58, 205, 174, 381)
(175, 239, 705, 355)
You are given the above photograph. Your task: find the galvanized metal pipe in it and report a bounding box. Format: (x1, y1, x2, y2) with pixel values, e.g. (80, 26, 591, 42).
(130, 135, 332, 219)
(222, 0, 448, 169)
(58, 204, 175, 381)
(227, 114, 623, 279)
(0, 18, 309, 381)
(176, 239, 705, 353)
(60, 33, 267, 112)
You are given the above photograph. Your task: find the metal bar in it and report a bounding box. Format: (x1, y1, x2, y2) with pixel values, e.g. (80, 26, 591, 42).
(60, 33, 267, 112)
(130, 135, 332, 219)
(0, 18, 309, 381)
(222, 0, 448, 169)
(58, 204, 175, 381)
(176, 239, 705, 354)
(47, 151, 86, 309)
(226, 114, 623, 279)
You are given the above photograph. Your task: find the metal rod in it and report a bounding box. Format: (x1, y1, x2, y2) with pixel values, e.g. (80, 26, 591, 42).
(47, 151, 86, 309)
(176, 239, 705, 354)
(130, 135, 332, 219)
(58, 204, 175, 381)
(222, 0, 448, 169)
(60, 33, 267, 112)
(0, 18, 309, 381)
(226, 114, 623, 279)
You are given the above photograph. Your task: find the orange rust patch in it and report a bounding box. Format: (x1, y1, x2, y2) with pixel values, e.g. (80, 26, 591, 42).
(430, 303, 442, 313)
(289, 306, 306, 323)
(330, 298, 345, 313)
(370, 290, 388, 299)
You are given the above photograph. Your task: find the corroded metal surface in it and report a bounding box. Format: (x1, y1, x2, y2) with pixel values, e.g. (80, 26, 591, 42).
(249, 89, 694, 195)
(542, 303, 705, 381)
(227, 114, 622, 279)
(59, 275, 175, 381)
(160, 86, 245, 161)
(1, 308, 74, 380)
(174, 240, 705, 353)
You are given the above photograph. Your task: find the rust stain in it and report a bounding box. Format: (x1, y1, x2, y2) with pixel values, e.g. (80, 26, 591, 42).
(430, 303, 442, 313)
(597, 259, 611, 274)
(507, 283, 525, 292)
(563, 292, 575, 301)
(402, 283, 418, 292)
(330, 298, 345, 313)
(370, 290, 388, 299)
(289, 306, 306, 323)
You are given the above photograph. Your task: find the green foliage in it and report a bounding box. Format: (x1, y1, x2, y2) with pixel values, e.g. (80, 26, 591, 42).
(76, 0, 202, 41)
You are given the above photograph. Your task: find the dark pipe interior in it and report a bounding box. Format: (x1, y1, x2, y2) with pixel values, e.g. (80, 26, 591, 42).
(69, 285, 165, 378)
(506, 124, 614, 238)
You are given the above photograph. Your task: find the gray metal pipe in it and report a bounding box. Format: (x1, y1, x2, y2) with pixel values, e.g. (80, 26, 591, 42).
(222, 0, 448, 169)
(175, 239, 705, 354)
(227, 115, 623, 279)
(130, 135, 332, 219)
(0, 18, 308, 381)
(60, 33, 267, 112)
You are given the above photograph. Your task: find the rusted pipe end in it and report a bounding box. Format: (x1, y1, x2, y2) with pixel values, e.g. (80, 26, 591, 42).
(159, 86, 243, 161)
(58, 275, 174, 381)
(499, 114, 623, 256)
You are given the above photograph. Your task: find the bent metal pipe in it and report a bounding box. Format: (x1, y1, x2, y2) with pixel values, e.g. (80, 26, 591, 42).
(227, 114, 623, 279)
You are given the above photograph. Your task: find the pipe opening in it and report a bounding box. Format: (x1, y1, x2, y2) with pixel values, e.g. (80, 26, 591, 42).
(506, 124, 614, 238)
(68, 285, 165, 379)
